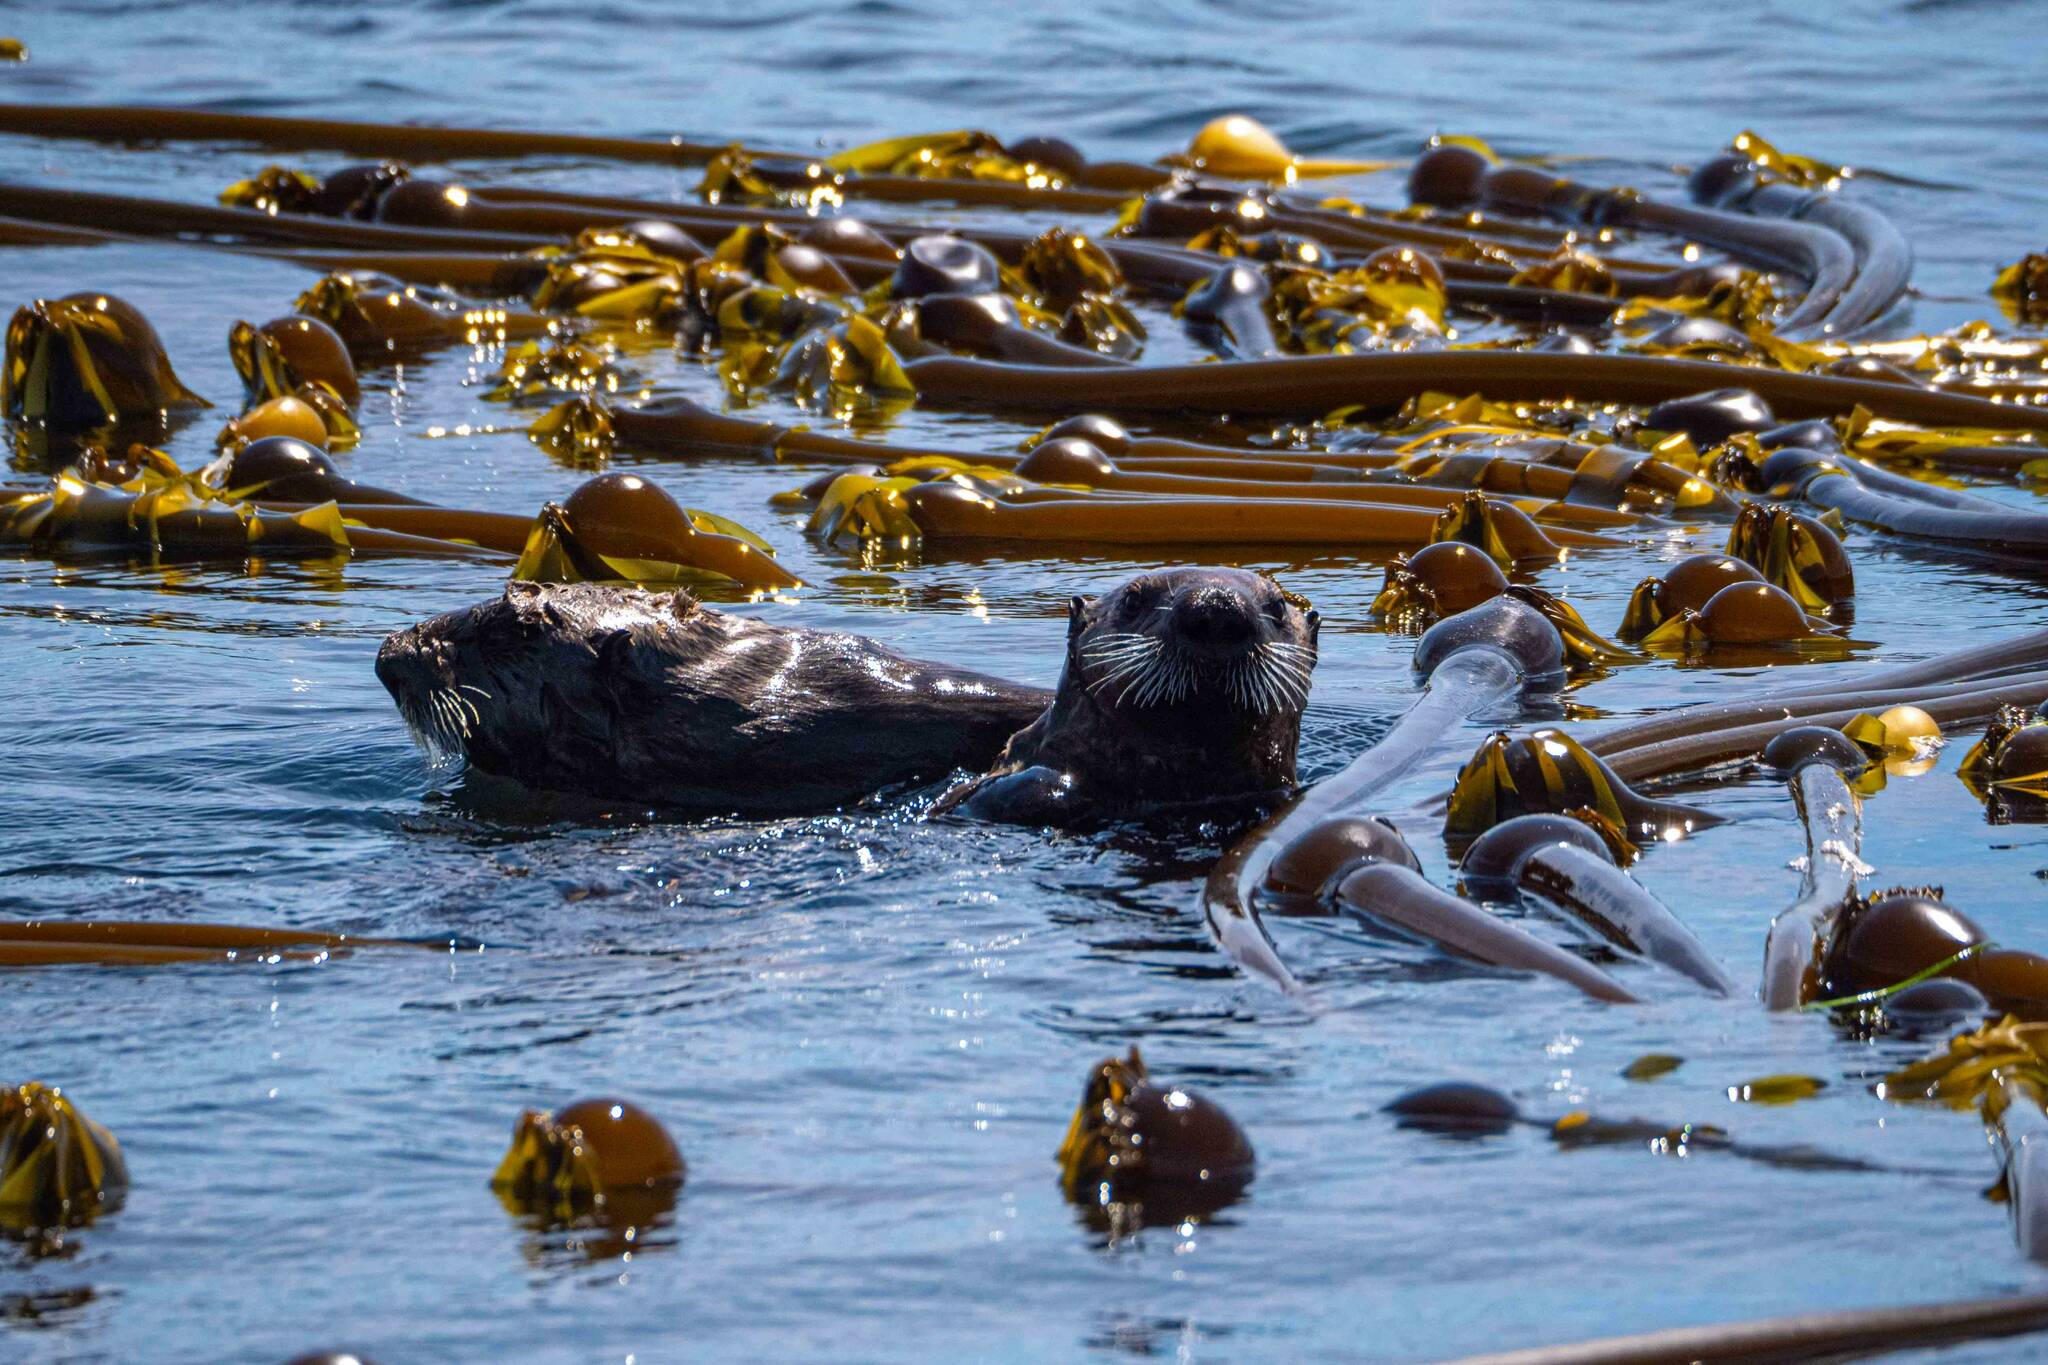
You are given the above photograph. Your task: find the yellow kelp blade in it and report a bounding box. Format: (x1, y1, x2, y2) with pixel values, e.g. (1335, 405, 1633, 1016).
(491, 1108, 606, 1219)
(529, 396, 616, 464)
(0, 1083, 127, 1231)
(1727, 130, 1847, 189)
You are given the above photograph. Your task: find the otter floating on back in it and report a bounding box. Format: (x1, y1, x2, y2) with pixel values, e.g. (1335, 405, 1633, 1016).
(376, 567, 1316, 826)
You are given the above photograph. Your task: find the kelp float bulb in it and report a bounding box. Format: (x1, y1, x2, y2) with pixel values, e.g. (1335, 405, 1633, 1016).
(491, 1096, 685, 1216)
(1057, 1048, 1254, 1202)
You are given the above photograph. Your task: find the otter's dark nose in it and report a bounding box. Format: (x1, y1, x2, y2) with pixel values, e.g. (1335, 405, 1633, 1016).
(1174, 586, 1257, 657)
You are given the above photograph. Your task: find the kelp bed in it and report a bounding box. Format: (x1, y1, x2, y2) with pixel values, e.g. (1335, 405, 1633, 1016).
(6, 28, 2048, 1364)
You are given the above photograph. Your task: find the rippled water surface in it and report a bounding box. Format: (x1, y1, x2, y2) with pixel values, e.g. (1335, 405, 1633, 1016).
(4, 3, 2048, 1362)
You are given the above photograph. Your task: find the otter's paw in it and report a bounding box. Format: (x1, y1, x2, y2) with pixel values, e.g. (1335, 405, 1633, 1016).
(934, 766, 1078, 825)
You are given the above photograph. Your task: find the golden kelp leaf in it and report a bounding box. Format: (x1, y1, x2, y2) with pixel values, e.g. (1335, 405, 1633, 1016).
(1728, 130, 1847, 190)
(491, 1108, 606, 1219)
(1991, 254, 2048, 326)
(219, 165, 321, 215)
(1511, 249, 1617, 298)
(824, 130, 1034, 183)
(1018, 228, 1123, 310)
(487, 340, 628, 403)
(528, 396, 615, 465)
(1622, 1054, 1683, 1082)
(1726, 1075, 1827, 1105)
(699, 145, 844, 209)
(1883, 1015, 2048, 1110)
(0, 1083, 128, 1232)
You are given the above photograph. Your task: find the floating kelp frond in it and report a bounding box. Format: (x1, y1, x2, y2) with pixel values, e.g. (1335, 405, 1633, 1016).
(1446, 729, 1717, 841)
(0, 1083, 126, 1234)
(722, 315, 915, 417)
(1502, 585, 1641, 673)
(219, 165, 321, 215)
(486, 340, 630, 404)
(1727, 1074, 1827, 1104)
(3, 293, 208, 432)
(1725, 499, 1854, 610)
(1510, 247, 1617, 298)
(1017, 227, 1123, 310)
(1885, 1015, 2048, 1110)
(514, 472, 799, 590)
(1841, 405, 2045, 464)
(1725, 129, 1848, 191)
(1993, 255, 2048, 327)
(824, 129, 1052, 185)
(699, 144, 844, 210)
(802, 471, 923, 546)
(527, 238, 692, 314)
(528, 396, 615, 465)
(1266, 248, 1448, 350)
(491, 1098, 685, 1224)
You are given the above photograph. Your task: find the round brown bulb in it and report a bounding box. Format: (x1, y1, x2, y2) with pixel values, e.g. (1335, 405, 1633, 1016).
(1991, 725, 2048, 785)
(1479, 166, 1558, 213)
(312, 162, 409, 219)
(892, 235, 1001, 298)
(1036, 413, 1128, 456)
(371, 177, 476, 229)
(1400, 542, 1508, 615)
(612, 219, 707, 260)
(1646, 387, 1776, 446)
(1003, 135, 1086, 178)
(221, 395, 328, 448)
(562, 473, 697, 562)
(1384, 1082, 1521, 1135)
(797, 217, 899, 263)
(772, 244, 854, 295)
(1695, 581, 1810, 644)
(1459, 813, 1611, 889)
(225, 435, 341, 498)
(1104, 1079, 1254, 1189)
(1945, 949, 2048, 1011)
(1015, 437, 1115, 486)
(1760, 725, 1867, 778)
(551, 1098, 685, 1189)
(258, 316, 359, 406)
(1407, 146, 1488, 209)
(1883, 976, 1989, 1025)
(1657, 554, 1763, 616)
(1820, 890, 1985, 998)
(1265, 815, 1419, 898)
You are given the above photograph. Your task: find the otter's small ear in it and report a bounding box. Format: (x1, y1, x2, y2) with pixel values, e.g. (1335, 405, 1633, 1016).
(1306, 609, 1321, 648)
(1067, 595, 1090, 640)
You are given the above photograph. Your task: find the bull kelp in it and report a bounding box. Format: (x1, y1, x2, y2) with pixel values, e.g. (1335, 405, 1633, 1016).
(4, 4, 2048, 1361)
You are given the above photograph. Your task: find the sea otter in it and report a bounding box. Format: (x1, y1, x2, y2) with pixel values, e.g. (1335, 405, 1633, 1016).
(376, 568, 1316, 824)
(931, 567, 1317, 823)
(375, 580, 1050, 816)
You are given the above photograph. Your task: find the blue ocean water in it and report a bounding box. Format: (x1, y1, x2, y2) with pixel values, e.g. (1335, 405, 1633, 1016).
(2, 3, 2047, 1361)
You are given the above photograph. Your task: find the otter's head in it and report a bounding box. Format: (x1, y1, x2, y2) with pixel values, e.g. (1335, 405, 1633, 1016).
(375, 581, 696, 765)
(1067, 568, 1317, 720)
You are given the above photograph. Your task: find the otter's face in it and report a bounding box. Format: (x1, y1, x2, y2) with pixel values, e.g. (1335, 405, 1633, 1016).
(1070, 568, 1318, 716)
